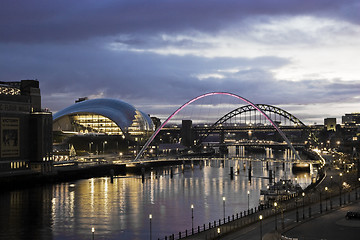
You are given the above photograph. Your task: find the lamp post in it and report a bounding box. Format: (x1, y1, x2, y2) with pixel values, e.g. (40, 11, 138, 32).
(274, 202, 278, 231)
(247, 190, 250, 214)
(191, 204, 194, 231)
(259, 215, 263, 240)
(356, 178, 359, 200)
(92, 227, 95, 240)
(103, 141, 107, 154)
(330, 185, 333, 209)
(223, 197, 226, 219)
(89, 142, 93, 153)
(319, 190, 322, 213)
(325, 187, 328, 211)
(357, 178, 360, 200)
(302, 192, 305, 220)
(296, 197, 299, 222)
(149, 214, 152, 240)
(339, 173, 343, 206)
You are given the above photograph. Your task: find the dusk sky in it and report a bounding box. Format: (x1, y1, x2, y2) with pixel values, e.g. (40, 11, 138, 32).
(1, 0, 360, 124)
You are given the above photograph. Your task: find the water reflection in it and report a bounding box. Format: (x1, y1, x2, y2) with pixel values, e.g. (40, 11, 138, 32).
(0, 148, 316, 240)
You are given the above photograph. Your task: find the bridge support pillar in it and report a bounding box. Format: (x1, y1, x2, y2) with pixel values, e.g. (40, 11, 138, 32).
(141, 167, 145, 183)
(248, 168, 251, 182)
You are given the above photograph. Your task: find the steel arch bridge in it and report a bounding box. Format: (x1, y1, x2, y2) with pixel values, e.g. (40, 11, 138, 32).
(197, 104, 312, 146)
(216, 104, 306, 126)
(134, 92, 302, 162)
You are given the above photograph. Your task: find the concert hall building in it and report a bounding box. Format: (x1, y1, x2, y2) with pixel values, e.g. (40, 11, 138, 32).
(52, 98, 154, 158)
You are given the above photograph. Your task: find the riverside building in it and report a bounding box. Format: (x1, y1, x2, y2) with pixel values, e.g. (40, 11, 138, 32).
(52, 98, 154, 158)
(0, 80, 53, 174)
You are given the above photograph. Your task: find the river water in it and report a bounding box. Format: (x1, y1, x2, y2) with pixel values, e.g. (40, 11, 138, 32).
(0, 148, 315, 240)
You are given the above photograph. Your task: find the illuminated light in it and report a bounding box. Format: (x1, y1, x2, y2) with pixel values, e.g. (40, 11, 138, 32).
(149, 214, 152, 219)
(223, 196, 226, 201)
(259, 215, 263, 220)
(217, 228, 221, 234)
(92, 227, 95, 233)
(302, 192, 305, 197)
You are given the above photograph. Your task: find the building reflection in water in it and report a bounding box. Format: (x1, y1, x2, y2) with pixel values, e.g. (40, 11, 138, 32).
(0, 186, 53, 240)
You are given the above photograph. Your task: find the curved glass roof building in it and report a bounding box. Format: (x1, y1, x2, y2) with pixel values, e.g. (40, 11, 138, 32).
(53, 98, 154, 140)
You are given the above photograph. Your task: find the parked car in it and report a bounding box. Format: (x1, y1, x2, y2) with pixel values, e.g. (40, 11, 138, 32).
(345, 211, 360, 220)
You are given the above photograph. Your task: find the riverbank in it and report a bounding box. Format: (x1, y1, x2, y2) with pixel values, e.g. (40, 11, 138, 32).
(179, 164, 360, 240)
(0, 163, 126, 190)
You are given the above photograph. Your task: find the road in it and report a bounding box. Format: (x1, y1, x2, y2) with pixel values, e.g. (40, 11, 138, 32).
(183, 165, 360, 240)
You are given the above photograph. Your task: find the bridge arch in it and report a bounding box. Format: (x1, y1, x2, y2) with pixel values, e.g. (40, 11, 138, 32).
(197, 104, 308, 145)
(216, 104, 306, 127)
(134, 92, 301, 161)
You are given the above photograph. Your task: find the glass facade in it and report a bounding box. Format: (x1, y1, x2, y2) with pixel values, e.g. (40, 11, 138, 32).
(53, 98, 155, 141)
(72, 114, 123, 135)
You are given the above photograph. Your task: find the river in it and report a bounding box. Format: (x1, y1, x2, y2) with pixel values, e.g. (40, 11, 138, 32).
(0, 147, 315, 240)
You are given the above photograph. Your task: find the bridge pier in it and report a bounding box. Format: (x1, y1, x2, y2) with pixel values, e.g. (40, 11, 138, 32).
(248, 167, 251, 182)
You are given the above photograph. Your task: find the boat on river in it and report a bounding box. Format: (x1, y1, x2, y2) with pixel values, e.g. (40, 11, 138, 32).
(259, 179, 302, 205)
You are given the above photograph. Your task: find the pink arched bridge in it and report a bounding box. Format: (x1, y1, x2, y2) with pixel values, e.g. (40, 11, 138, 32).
(134, 92, 301, 161)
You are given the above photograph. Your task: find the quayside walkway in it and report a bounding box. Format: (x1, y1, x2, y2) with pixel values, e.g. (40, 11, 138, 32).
(157, 166, 360, 240)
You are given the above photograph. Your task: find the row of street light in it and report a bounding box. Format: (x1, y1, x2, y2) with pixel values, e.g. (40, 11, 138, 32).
(89, 170, 360, 240)
(89, 190, 256, 240)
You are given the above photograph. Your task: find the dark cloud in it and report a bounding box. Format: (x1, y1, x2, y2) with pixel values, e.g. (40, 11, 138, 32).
(0, 0, 358, 43)
(1, 40, 359, 115)
(1, 0, 359, 125)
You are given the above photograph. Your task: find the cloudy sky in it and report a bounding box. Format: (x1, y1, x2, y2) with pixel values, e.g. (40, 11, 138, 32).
(1, 0, 360, 124)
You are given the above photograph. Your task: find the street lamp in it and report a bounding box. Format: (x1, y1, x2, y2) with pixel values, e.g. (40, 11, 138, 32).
(223, 197, 226, 219)
(295, 196, 299, 222)
(302, 192, 305, 220)
(149, 214, 152, 240)
(339, 173, 343, 206)
(274, 202, 278, 231)
(325, 187, 328, 211)
(92, 227, 95, 240)
(259, 215, 263, 240)
(103, 141, 107, 154)
(89, 142, 93, 153)
(247, 190, 250, 213)
(191, 204, 194, 231)
(319, 189, 322, 213)
(357, 178, 360, 200)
